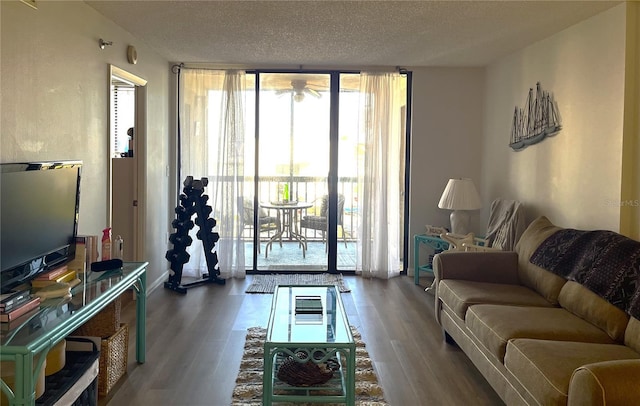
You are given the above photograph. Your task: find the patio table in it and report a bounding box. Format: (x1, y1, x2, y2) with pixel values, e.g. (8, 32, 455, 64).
(260, 201, 313, 258)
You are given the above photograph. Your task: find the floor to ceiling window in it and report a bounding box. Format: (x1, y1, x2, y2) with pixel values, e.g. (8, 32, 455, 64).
(178, 68, 408, 277)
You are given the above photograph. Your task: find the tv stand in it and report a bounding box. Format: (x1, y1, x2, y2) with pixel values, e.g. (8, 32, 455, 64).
(0, 262, 148, 406)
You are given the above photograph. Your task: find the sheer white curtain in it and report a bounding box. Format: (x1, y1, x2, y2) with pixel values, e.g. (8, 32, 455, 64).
(356, 72, 403, 279)
(179, 69, 246, 279)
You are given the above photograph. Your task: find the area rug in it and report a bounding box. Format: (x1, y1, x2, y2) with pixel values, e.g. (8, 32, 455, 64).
(245, 273, 350, 293)
(232, 326, 387, 406)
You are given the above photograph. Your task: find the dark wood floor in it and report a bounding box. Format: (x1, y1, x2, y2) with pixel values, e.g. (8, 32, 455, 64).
(101, 274, 504, 406)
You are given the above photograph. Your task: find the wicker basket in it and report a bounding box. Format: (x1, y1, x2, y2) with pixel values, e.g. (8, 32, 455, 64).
(276, 352, 339, 387)
(72, 296, 121, 338)
(98, 323, 128, 397)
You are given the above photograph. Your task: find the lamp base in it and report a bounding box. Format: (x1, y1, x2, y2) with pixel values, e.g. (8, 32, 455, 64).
(450, 210, 472, 235)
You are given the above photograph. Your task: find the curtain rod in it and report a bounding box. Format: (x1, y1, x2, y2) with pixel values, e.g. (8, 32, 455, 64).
(171, 63, 407, 75)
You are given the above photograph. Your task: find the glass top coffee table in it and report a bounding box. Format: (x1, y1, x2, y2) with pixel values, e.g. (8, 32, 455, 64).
(263, 285, 355, 405)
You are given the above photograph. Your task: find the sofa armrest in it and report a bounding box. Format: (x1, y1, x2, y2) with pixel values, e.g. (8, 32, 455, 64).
(432, 251, 520, 325)
(568, 360, 640, 406)
(433, 251, 520, 284)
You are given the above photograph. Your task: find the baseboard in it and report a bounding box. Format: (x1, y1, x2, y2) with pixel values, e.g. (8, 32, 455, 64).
(147, 270, 170, 294)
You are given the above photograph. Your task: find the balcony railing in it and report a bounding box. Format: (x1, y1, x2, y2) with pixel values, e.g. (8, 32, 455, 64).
(243, 175, 357, 242)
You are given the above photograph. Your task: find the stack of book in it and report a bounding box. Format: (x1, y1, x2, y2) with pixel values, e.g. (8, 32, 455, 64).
(0, 288, 41, 323)
(30, 265, 78, 289)
(30, 265, 80, 300)
(294, 295, 323, 324)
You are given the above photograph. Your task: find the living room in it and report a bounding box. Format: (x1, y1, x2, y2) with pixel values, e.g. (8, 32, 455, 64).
(1, 1, 639, 405)
(2, 1, 639, 288)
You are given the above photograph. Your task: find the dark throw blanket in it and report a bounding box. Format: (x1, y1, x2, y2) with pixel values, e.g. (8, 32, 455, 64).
(530, 229, 640, 320)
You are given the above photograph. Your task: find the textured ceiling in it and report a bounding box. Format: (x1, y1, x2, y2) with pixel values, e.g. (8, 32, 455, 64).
(85, 0, 619, 68)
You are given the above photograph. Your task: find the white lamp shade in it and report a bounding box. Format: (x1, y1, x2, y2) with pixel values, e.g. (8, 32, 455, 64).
(438, 178, 482, 210)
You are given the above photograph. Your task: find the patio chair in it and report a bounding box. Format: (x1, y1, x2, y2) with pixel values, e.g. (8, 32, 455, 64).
(242, 198, 280, 253)
(299, 194, 348, 249)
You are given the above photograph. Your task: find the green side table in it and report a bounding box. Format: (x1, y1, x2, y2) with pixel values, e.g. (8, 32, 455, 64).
(413, 234, 450, 285)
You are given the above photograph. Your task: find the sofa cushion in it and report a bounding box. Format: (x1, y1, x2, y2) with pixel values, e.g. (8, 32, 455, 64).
(558, 281, 629, 342)
(504, 339, 640, 406)
(515, 216, 567, 305)
(466, 304, 617, 363)
(438, 279, 554, 321)
(625, 316, 640, 353)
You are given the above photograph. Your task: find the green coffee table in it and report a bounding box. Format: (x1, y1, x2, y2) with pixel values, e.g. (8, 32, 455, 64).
(263, 285, 355, 405)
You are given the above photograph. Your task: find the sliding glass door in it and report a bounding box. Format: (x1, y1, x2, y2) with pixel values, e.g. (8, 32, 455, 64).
(250, 73, 333, 271)
(243, 71, 407, 274)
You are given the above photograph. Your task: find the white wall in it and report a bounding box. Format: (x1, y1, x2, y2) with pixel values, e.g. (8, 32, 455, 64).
(408, 68, 484, 269)
(482, 4, 627, 231)
(1, 1, 171, 289)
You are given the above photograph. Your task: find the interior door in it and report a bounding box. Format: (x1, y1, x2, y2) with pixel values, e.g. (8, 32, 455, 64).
(109, 66, 146, 262)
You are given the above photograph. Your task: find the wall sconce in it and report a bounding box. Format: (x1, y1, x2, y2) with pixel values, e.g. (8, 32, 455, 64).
(99, 39, 113, 50)
(127, 45, 138, 65)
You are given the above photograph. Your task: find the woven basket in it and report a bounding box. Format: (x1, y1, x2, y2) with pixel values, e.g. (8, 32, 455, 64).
(72, 296, 122, 338)
(276, 352, 339, 387)
(98, 323, 128, 396)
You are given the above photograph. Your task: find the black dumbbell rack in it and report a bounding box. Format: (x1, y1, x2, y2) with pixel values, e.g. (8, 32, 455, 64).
(164, 176, 225, 294)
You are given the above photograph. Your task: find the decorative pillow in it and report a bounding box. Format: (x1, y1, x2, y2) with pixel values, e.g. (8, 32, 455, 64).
(515, 216, 567, 304)
(559, 281, 629, 342)
(625, 317, 640, 353)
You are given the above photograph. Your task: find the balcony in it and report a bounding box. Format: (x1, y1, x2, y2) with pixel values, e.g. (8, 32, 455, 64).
(243, 175, 357, 272)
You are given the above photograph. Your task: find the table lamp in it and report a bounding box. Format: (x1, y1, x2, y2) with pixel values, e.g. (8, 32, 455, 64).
(438, 178, 482, 235)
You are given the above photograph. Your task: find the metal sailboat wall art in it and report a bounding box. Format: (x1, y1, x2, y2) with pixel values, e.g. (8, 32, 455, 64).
(509, 82, 562, 151)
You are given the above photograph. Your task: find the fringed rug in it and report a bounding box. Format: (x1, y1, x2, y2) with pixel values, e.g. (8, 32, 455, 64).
(232, 326, 387, 406)
(245, 273, 350, 293)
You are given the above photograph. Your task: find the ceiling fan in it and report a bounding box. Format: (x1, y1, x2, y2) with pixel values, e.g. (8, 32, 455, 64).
(277, 79, 322, 102)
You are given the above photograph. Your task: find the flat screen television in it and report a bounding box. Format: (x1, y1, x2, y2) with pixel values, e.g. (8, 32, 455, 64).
(0, 161, 82, 293)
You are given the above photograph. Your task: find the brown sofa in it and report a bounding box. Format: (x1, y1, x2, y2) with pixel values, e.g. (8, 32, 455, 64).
(433, 216, 640, 406)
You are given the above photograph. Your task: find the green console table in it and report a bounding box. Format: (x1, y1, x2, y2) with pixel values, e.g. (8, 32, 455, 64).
(413, 234, 450, 286)
(0, 262, 147, 406)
